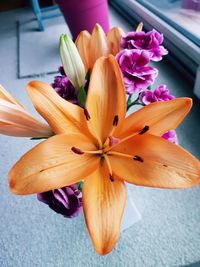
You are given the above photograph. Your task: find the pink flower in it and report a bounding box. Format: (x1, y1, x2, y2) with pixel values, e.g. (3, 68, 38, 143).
(116, 49, 158, 94)
(162, 130, 178, 145)
(139, 84, 175, 105)
(139, 85, 178, 144)
(121, 29, 168, 62)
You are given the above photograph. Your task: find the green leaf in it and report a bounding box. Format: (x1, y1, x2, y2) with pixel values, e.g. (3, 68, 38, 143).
(77, 86, 87, 107)
(30, 137, 49, 140)
(77, 181, 84, 191)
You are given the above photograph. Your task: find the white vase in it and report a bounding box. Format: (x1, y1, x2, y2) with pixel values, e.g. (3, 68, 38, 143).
(121, 184, 141, 232)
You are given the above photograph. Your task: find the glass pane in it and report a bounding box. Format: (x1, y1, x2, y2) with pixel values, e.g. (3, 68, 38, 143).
(136, 0, 200, 46)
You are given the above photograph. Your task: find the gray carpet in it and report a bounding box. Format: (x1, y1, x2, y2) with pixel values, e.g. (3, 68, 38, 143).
(0, 7, 200, 267)
(18, 16, 70, 78)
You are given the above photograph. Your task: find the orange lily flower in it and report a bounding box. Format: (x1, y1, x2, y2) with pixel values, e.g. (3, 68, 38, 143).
(0, 85, 52, 137)
(75, 24, 124, 70)
(8, 56, 200, 255)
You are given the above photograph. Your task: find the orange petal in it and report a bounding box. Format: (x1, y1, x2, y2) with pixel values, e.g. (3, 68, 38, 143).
(9, 133, 99, 195)
(85, 55, 126, 144)
(107, 27, 124, 55)
(27, 81, 97, 142)
(75, 30, 91, 71)
(0, 99, 52, 137)
(83, 163, 125, 255)
(115, 98, 192, 138)
(109, 134, 200, 188)
(135, 22, 143, 32)
(89, 24, 109, 69)
(0, 84, 23, 107)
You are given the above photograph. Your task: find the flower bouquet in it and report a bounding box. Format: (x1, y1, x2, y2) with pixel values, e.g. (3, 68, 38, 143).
(0, 23, 199, 255)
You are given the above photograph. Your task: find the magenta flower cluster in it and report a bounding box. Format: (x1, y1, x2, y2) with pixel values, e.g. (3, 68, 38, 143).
(116, 49, 158, 94)
(139, 85, 178, 144)
(121, 29, 168, 61)
(117, 28, 168, 94)
(139, 84, 175, 105)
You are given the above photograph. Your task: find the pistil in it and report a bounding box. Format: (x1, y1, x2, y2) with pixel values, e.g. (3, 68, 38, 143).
(104, 125, 150, 153)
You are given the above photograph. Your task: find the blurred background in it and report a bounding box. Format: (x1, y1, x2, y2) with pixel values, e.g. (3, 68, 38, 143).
(0, 0, 199, 266)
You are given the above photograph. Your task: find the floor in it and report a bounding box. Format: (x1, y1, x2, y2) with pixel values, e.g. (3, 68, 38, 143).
(0, 6, 200, 267)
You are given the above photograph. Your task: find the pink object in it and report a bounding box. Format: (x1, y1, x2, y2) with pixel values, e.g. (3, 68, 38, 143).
(56, 0, 109, 39)
(181, 0, 200, 11)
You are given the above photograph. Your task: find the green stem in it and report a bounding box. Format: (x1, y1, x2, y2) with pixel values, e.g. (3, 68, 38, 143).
(77, 181, 83, 191)
(126, 96, 144, 111)
(77, 85, 87, 108)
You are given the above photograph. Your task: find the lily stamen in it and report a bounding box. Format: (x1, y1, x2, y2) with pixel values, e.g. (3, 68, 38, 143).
(113, 115, 119, 126)
(84, 108, 91, 120)
(133, 155, 144, 162)
(71, 147, 84, 154)
(104, 115, 119, 147)
(107, 151, 133, 159)
(109, 175, 114, 182)
(104, 154, 113, 177)
(82, 149, 103, 154)
(139, 125, 149, 135)
(71, 147, 103, 155)
(83, 109, 102, 148)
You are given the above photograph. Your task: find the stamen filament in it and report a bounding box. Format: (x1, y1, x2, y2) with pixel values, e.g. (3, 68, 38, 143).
(82, 108, 102, 148)
(107, 151, 133, 159)
(104, 115, 119, 147)
(86, 122, 102, 148)
(82, 149, 103, 155)
(104, 154, 113, 176)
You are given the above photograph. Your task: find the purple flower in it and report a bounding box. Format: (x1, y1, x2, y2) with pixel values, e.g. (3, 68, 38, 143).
(162, 130, 178, 145)
(58, 66, 66, 76)
(37, 184, 82, 218)
(116, 49, 158, 94)
(139, 85, 178, 144)
(41, 67, 82, 219)
(51, 67, 78, 104)
(139, 84, 175, 105)
(121, 29, 168, 61)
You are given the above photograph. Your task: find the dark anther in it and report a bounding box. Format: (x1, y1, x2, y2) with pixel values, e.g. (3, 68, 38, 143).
(71, 147, 84, 155)
(133, 155, 144, 162)
(139, 125, 149, 135)
(84, 108, 91, 120)
(110, 175, 114, 182)
(113, 115, 119, 126)
(163, 164, 168, 167)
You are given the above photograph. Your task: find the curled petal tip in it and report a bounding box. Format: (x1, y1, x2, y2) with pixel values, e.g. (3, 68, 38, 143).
(89, 24, 109, 68)
(75, 30, 91, 71)
(0, 84, 23, 107)
(107, 27, 124, 55)
(136, 22, 143, 32)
